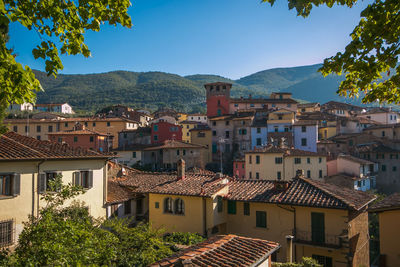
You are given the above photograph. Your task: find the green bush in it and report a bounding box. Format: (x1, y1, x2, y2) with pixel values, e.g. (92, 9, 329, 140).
(164, 232, 205, 246)
(272, 257, 322, 267)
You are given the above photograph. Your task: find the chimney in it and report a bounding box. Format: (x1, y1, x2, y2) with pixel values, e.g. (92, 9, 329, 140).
(295, 169, 304, 178)
(273, 180, 289, 191)
(74, 122, 85, 131)
(286, 235, 294, 263)
(177, 159, 185, 180)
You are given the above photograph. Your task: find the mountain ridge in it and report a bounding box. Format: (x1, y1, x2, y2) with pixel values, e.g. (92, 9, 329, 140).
(32, 64, 359, 113)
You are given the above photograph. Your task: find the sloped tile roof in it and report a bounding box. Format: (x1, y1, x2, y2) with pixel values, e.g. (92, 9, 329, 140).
(369, 193, 400, 212)
(0, 132, 112, 161)
(246, 145, 324, 157)
(107, 179, 136, 204)
(226, 177, 375, 210)
(150, 234, 280, 267)
(143, 140, 205, 150)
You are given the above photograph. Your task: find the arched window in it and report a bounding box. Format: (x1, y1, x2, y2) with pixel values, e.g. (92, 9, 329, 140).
(164, 197, 173, 213)
(175, 198, 185, 215)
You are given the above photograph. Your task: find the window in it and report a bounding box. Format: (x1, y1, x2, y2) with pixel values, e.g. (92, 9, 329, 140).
(393, 166, 397, 172)
(274, 126, 278, 132)
(307, 158, 311, 164)
(107, 122, 111, 127)
(212, 130, 216, 136)
(39, 172, 62, 192)
(256, 211, 267, 228)
(176, 150, 180, 156)
(175, 198, 185, 215)
(217, 196, 223, 212)
(212, 121, 216, 126)
(382, 165, 387, 172)
(0, 174, 20, 197)
(89, 136, 94, 142)
(12, 126, 17, 132)
(164, 198, 173, 213)
(319, 157, 322, 163)
(183, 149, 186, 156)
(212, 143, 217, 153)
(256, 138, 262, 146)
(311, 212, 325, 243)
(275, 157, 283, 164)
(256, 127, 261, 134)
(225, 131, 230, 138)
(256, 155, 260, 164)
(349, 139, 354, 146)
(307, 170, 311, 178)
(124, 200, 131, 215)
(58, 137, 62, 143)
(382, 131, 385, 137)
(84, 122, 88, 127)
(294, 158, 301, 164)
(153, 135, 158, 141)
(284, 127, 289, 132)
(225, 121, 230, 126)
(64, 122, 68, 127)
(110, 204, 118, 217)
(227, 200, 236, 214)
(36, 125, 41, 132)
(319, 170, 323, 178)
(301, 126, 306, 132)
(37, 136, 41, 140)
(256, 172, 260, 179)
(357, 180, 361, 187)
(301, 138, 307, 146)
(155, 202, 159, 209)
(243, 203, 250, 216)
(277, 172, 281, 180)
(249, 172, 252, 179)
(25, 126, 29, 133)
(312, 255, 332, 267)
(0, 220, 13, 247)
(74, 136, 78, 142)
(278, 116, 283, 120)
(48, 125, 53, 132)
(249, 155, 252, 164)
(73, 170, 93, 189)
(137, 198, 143, 214)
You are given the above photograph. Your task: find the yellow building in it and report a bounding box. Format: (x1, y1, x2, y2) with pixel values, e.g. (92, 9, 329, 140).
(177, 113, 188, 122)
(0, 132, 111, 249)
(268, 108, 295, 124)
(319, 120, 338, 140)
(179, 121, 199, 143)
(369, 193, 400, 267)
(190, 125, 212, 165)
(146, 166, 375, 266)
(245, 145, 327, 180)
(4, 117, 139, 148)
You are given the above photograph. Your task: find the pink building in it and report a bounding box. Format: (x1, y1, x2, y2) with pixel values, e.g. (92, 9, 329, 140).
(48, 124, 112, 152)
(233, 159, 245, 179)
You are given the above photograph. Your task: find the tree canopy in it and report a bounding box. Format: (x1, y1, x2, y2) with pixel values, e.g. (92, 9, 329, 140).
(0, 0, 132, 112)
(263, 0, 400, 104)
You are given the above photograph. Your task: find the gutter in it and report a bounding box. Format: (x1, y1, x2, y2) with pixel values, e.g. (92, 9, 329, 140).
(36, 159, 46, 217)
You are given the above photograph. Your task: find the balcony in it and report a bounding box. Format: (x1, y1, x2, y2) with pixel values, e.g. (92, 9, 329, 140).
(294, 230, 345, 249)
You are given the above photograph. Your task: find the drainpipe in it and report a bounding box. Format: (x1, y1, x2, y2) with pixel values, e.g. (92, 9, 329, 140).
(36, 159, 46, 217)
(286, 235, 294, 263)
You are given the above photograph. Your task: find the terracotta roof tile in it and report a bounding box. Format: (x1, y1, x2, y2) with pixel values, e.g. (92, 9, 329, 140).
(107, 179, 136, 204)
(150, 235, 280, 267)
(0, 132, 111, 161)
(226, 177, 375, 210)
(369, 193, 400, 211)
(143, 140, 205, 150)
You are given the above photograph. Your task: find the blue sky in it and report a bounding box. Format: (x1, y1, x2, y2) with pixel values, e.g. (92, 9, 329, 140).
(9, 0, 370, 79)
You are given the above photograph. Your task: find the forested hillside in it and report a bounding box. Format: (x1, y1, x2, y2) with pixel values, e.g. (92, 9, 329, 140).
(34, 64, 360, 113)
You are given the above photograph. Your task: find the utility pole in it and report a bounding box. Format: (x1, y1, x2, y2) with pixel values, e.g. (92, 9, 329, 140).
(218, 137, 226, 174)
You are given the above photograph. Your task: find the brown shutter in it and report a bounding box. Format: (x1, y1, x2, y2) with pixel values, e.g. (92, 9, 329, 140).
(38, 173, 46, 193)
(73, 171, 81, 186)
(12, 174, 20, 196)
(88, 170, 93, 189)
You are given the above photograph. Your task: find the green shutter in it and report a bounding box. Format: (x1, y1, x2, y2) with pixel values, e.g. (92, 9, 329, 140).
(256, 211, 266, 228)
(311, 212, 325, 243)
(227, 200, 236, 214)
(243, 202, 250, 216)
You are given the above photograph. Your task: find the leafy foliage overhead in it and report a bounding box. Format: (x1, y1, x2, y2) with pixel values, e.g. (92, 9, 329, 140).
(0, 0, 131, 113)
(262, 0, 400, 104)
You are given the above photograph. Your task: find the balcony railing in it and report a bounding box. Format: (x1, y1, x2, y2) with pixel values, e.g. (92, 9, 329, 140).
(294, 230, 345, 249)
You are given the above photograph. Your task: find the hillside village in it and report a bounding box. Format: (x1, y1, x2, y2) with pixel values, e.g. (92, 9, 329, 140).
(2, 82, 400, 266)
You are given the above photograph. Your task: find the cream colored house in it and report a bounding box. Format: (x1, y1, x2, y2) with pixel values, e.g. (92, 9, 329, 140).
(245, 145, 327, 180)
(0, 132, 111, 249)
